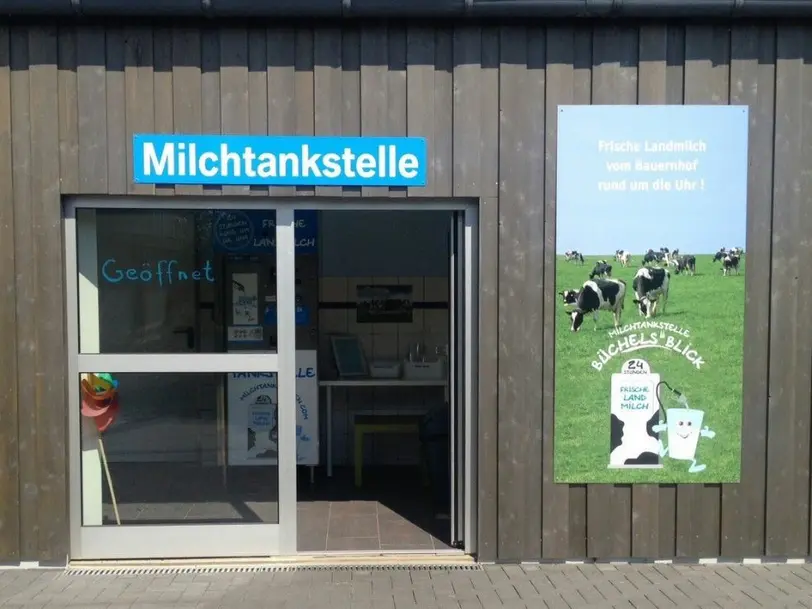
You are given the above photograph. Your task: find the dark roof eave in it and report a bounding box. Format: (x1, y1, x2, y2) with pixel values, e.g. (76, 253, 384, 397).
(3, 0, 812, 19)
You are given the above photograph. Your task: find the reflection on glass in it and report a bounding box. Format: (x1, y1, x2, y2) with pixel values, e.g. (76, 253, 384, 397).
(76, 209, 279, 354)
(79, 372, 279, 526)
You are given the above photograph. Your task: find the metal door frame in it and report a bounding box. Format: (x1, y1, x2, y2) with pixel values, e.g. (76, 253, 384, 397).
(65, 198, 297, 559)
(65, 196, 479, 559)
(455, 208, 478, 553)
(449, 211, 465, 548)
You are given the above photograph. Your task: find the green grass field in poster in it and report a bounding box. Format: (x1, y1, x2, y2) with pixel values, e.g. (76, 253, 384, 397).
(554, 254, 744, 483)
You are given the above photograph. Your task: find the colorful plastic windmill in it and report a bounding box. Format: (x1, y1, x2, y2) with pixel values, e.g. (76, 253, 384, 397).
(80, 373, 122, 525)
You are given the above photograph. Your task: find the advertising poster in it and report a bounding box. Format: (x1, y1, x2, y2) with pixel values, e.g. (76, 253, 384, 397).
(227, 350, 319, 466)
(554, 105, 748, 483)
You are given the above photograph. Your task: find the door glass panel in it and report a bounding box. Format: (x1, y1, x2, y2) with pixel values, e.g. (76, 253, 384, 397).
(79, 372, 280, 526)
(75, 208, 278, 354)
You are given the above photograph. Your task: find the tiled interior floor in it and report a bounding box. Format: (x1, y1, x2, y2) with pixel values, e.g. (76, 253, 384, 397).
(98, 463, 452, 553)
(297, 466, 453, 552)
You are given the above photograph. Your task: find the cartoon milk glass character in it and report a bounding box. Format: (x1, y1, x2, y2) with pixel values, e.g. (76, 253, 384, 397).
(652, 384, 716, 473)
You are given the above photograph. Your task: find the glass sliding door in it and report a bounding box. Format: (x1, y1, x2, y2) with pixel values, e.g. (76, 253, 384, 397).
(65, 202, 298, 560)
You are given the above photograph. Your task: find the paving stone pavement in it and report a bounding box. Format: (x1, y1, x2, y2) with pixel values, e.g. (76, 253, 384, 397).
(1, 563, 812, 609)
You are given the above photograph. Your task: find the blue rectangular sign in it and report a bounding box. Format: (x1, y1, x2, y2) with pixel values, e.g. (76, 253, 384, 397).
(213, 210, 318, 254)
(133, 134, 427, 187)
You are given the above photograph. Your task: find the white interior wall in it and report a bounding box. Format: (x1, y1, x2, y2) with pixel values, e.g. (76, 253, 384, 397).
(317, 210, 451, 466)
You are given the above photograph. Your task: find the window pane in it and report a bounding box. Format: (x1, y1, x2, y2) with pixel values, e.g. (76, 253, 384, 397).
(79, 372, 279, 526)
(77, 208, 279, 354)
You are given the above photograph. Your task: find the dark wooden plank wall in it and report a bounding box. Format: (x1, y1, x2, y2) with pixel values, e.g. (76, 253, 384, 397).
(0, 22, 807, 563)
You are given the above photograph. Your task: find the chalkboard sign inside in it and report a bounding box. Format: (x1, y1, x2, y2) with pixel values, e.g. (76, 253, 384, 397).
(212, 210, 318, 254)
(214, 211, 254, 251)
(330, 335, 369, 378)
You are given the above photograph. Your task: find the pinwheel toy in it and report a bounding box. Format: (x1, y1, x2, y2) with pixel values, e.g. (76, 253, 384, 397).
(80, 373, 121, 525)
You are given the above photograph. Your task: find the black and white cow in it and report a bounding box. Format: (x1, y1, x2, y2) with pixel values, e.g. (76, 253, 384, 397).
(721, 254, 740, 276)
(560, 278, 627, 332)
(589, 262, 612, 279)
(564, 250, 585, 265)
(615, 250, 632, 267)
(673, 254, 696, 276)
(642, 251, 657, 265)
(712, 249, 727, 263)
(632, 267, 670, 318)
(642, 249, 664, 265)
(729, 247, 744, 257)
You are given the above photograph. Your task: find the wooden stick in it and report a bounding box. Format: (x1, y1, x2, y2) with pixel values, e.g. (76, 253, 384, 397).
(97, 437, 121, 526)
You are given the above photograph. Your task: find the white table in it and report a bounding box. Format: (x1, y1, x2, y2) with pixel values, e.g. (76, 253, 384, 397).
(320, 378, 449, 477)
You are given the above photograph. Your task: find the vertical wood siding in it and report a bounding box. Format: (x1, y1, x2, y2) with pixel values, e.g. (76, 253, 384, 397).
(0, 22, 805, 563)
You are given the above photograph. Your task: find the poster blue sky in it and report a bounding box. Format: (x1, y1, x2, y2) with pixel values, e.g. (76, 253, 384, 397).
(554, 104, 749, 484)
(556, 105, 749, 256)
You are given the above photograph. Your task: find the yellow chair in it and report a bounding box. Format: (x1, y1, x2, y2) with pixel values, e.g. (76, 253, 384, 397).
(353, 414, 430, 488)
